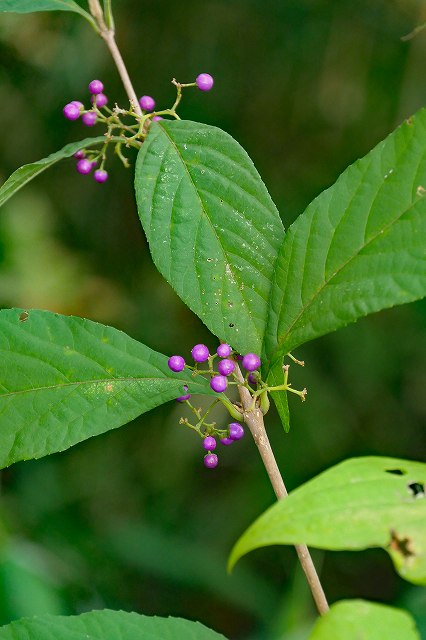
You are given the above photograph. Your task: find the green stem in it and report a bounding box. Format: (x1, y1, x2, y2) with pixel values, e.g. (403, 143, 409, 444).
(179, 417, 202, 436)
(288, 352, 305, 367)
(217, 395, 244, 421)
(103, 0, 115, 30)
(114, 143, 130, 168)
(197, 399, 220, 427)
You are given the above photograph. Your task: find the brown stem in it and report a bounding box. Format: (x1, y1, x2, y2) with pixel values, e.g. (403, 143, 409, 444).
(235, 366, 329, 616)
(88, 0, 142, 116)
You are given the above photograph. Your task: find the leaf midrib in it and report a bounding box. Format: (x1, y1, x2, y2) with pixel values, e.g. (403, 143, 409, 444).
(157, 124, 263, 345)
(0, 375, 197, 399)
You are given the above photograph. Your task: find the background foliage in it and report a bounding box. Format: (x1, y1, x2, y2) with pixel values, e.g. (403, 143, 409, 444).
(0, 1, 425, 638)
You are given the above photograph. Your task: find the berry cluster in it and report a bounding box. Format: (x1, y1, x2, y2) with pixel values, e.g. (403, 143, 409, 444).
(168, 342, 262, 469)
(64, 80, 111, 182)
(168, 343, 261, 395)
(167, 341, 308, 469)
(63, 73, 214, 184)
(202, 422, 244, 469)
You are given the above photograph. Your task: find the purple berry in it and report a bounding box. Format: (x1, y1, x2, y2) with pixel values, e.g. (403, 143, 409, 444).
(71, 100, 84, 110)
(191, 344, 209, 363)
(210, 375, 227, 393)
(94, 169, 108, 183)
(204, 453, 218, 469)
(217, 359, 235, 376)
(196, 73, 214, 91)
(82, 112, 97, 127)
(92, 93, 108, 108)
(203, 436, 217, 451)
(152, 115, 163, 122)
(176, 385, 191, 402)
(89, 79, 104, 95)
(176, 394, 190, 402)
(168, 355, 185, 372)
(220, 437, 233, 446)
(248, 372, 258, 384)
(217, 343, 232, 358)
(63, 102, 81, 120)
(242, 353, 261, 372)
(229, 422, 244, 441)
(73, 150, 85, 159)
(76, 158, 93, 175)
(139, 95, 156, 111)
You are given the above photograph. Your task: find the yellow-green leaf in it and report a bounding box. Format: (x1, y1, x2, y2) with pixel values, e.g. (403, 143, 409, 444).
(229, 457, 426, 585)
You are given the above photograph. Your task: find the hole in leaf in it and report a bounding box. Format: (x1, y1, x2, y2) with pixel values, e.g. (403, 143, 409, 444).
(229, 323, 234, 328)
(385, 469, 406, 476)
(408, 482, 425, 498)
(19, 311, 29, 322)
(389, 529, 415, 558)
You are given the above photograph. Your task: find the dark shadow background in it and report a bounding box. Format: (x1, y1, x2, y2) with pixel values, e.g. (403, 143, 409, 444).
(0, 1, 425, 638)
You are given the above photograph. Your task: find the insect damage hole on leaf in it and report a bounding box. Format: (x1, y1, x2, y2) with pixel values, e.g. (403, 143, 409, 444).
(389, 530, 416, 558)
(385, 468, 407, 476)
(407, 482, 425, 498)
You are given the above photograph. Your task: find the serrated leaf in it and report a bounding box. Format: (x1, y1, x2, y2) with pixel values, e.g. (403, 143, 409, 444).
(0, 309, 213, 469)
(135, 120, 284, 356)
(308, 599, 420, 640)
(0, 609, 227, 639)
(229, 457, 426, 585)
(0, 0, 94, 25)
(0, 137, 124, 209)
(264, 109, 426, 371)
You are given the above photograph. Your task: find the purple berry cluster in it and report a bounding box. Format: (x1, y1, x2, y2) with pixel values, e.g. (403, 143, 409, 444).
(202, 421, 245, 468)
(64, 80, 111, 183)
(63, 79, 108, 126)
(168, 343, 261, 397)
(62, 73, 214, 188)
(167, 341, 262, 469)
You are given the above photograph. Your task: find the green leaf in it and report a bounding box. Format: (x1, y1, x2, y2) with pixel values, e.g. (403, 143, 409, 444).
(308, 600, 420, 640)
(0, 137, 124, 209)
(228, 457, 426, 585)
(0, 309, 213, 469)
(0, 609, 227, 639)
(264, 108, 426, 371)
(0, 0, 95, 26)
(135, 120, 284, 356)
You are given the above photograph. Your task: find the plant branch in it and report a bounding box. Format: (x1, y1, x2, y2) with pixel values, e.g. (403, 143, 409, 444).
(88, 0, 142, 116)
(235, 365, 329, 616)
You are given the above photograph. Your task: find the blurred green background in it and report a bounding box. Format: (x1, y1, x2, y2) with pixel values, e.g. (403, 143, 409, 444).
(0, 1, 425, 638)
